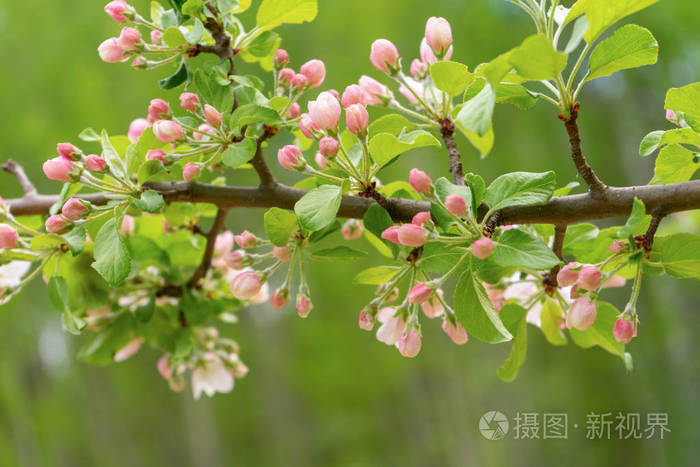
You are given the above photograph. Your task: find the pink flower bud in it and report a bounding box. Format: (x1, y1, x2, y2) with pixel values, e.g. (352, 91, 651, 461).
(288, 102, 301, 118)
(665, 109, 677, 124)
(345, 104, 369, 136)
(557, 262, 580, 287)
(412, 211, 431, 226)
(274, 49, 289, 67)
(341, 85, 368, 108)
(182, 162, 200, 182)
(225, 250, 250, 270)
(214, 231, 234, 256)
(602, 275, 626, 289)
(398, 329, 421, 358)
(341, 219, 364, 240)
(61, 198, 90, 221)
(277, 145, 305, 171)
(0, 224, 19, 249)
(179, 92, 199, 111)
(445, 194, 467, 216)
(278, 68, 295, 86)
(398, 224, 427, 247)
(399, 84, 419, 106)
(128, 118, 150, 143)
(45, 215, 70, 234)
(299, 114, 320, 139)
(204, 104, 222, 127)
(57, 143, 80, 160)
(230, 271, 264, 300)
(98, 38, 126, 63)
(421, 289, 445, 318)
(566, 296, 597, 331)
(308, 91, 342, 130)
(296, 294, 313, 318)
(273, 246, 291, 262)
(485, 283, 505, 311)
(577, 266, 601, 291)
(291, 74, 308, 90)
(299, 59, 326, 88)
(270, 288, 289, 309)
(117, 27, 141, 50)
(409, 168, 432, 194)
(410, 59, 427, 79)
(153, 120, 183, 143)
(234, 231, 258, 249)
(420, 38, 437, 65)
(194, 123, 215, 141)
(358, 76, 390, 106)
(376, 307, 405, 345)
(608, 241, 626, 254)
(146, 149, 167, 164)
(148, 99, 170, 123)
(381, 225, 401, 244)
(315, 152, 329, 169)
(358, 309, 375, 331)
(121, 215, 135, 236)
(150, 30, 162, 44)
(157, 356, 172, 380)
(472, 237, 494, 260)
(370, 39, 400, 73)
(318, 137, 339, 158)
(408, 283, 433, 304)
(442, 320, 468, 345)
(613, 317, 636, 344)
(104, 0, 131, 23)
(43, 157, 77, 182)
(425, 17, 453, 56)
(114, 338, 143, 362)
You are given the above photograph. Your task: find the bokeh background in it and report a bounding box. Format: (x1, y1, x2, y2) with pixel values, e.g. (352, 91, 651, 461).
(1, 0, 699, 465)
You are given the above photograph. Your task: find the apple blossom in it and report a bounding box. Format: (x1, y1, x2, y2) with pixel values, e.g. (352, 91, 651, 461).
(128, 118, 150, 142)
(318, 137, 339, 157)
(444, 194, 467, 216)
(230, 271, 264, 300)
(613, 317, 637, 344)
(409, 168, 432, 194)
(375, 307, 405, 345)
(234, 230, 258, 249)
(566, 296, 597, 331)
(179, 92, 199, 111)
(577, 266, 602, 291)
(204, 104, 222, 127)
(272, 246, 291, 262)
(557, 262, 580, 287)
(270, 288, 289, 309)
(299, 59, 326, 88)
(370, 39, 399, 73)
(442, 320, 469, 345)
(192, 354, 234, 399)
(104, 1, 132, 23)
(182, 162, 200, 182)
(0, 225, 19, 249)
(117, 27, 141, 50)
(398, 224, 427, 247)
(412, 211, 431, 226)
(472, 238, 494, 260)
(43, 157, 78, 182)
(408, 283, 433, 304)
(45, 215, 70, 234)
(277, 145, 305, 171)
(425, 17, 453, 56)
(341, 219, 363, 240)
(345, 104, 369, 135)
(153, 120, 183, 143)
(98, 38, 126, 63)
(61, 198, 90, 220)
(398, 329, 422, 358)
(308, 91, 341, 130)
(296, 294, 313, 318)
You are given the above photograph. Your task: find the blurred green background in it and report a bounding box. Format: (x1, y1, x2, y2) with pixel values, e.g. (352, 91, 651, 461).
(1, 0, 699, 466)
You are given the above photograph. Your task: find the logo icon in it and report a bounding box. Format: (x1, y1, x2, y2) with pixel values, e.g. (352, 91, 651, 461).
(479, 411, 509, 440)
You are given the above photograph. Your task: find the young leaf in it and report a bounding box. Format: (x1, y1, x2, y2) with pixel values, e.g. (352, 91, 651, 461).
(565, 0, 660, 42)
(569, 302, 625, 357)
(429, 61, 473, 96)
(665, 82, 700, 124)
(231, 104, 284, 128)
(222, 138, 257, 168)
(650, 144, 699, 185)
(294, 185, 342, 232)
(497, 303, 528, 382)
(540, 299, 568, 346)
(368, 130, 440, 167)
(455, 81, 495, 137)
(465, 173, 486, 213)
(353, 266, 403, 285)
(509, 34, 567, 81)
(586, 24, 658, 81)
(653, 233, 700, 279)
(91, 218, 132, 286)
(132, 190, 165, 213)
(616, 197, 646, 238)
(640, 128, 700, 157)
(310, 246, 367, 262)
(454, 257, 512, 344)
(63, 224, 87, 256)
(484, 171, 556, 213)
(100, 130, 127, 179)
(263, 207, 298, 246)
(256, 0, 317, 30)
(434, 177, 472, 209)
(493, 228, 561, 269)
(368, 114, 418, 137)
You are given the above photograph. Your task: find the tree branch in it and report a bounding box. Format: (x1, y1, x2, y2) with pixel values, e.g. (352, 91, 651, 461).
(641, 208, 665, 254)
(187, 207, 230, 288)
(440, 120, 465, 186)
(250, 129, 277, 188)
(560, 104, 607, 197)
(2, 160, 38, 196)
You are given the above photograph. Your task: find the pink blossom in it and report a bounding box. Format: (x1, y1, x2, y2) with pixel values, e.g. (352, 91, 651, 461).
(370, 39, 399, 73)
(566, 296, 597, 331)
(182, 162, 200, 182)
(318, 137, 339, 157)
(0, 225, 19, 249)
(225, 250, 249, 270)
(234, 230, 258, 249)
(114, 338, 143, 362)
(279, 68, 295, 86)
(274, 49, 289, 67)
(408, 283, 433, 304)
(191, 353, 234, 399)
(121, 215, 135, 236)
(57, 142, 80, 160)
(296, 294, 313, 318)
(299, 59, 326, 88)
(270, 288, 289, 309)
(358, 309, 375, 331)
(341, 85, 368, 108)
(150, 30, 162, 44)
(308, 91, 341, 130)
(409, 168, 432, 194)
(146, 149, 167, 164)
(381, 225, 401, 244)
(214, 231, 234, 256)
(315, 152, 329, 169)
(445, 194, 467, 216)
(425, 17, 453, 56)
(153, 120, 183, 143)
(277, 145, 305, 171)
(147, 98, 170, 123)
(557, 262, 580, 287)
(442, 320, 469, 345)
(375, 307, 405, 345)
(608, 241, 626, 254)
(204, 104, 222, 127)
(412, 211, 431, 226)
(230, 270, 264, 300)
(410, 59, 427, 79)
(613, 317, 637, 344)
(179, 92, 199, 111)
(341, 219, 363, 240)
(398, 329, 422, 358)
(358, 76, 390, 106)
(421, 289, 445, 318)
(104, 1, 131, 23)
(117, 27, 141, 50)
(273, 246, 291, 262)
(398, 224, 427, 247)
(61, 198, 90, 221)
(472, 237, 494, 260)
(43, 157, 76, 182)
(128, 118, 150, 142)
(45, 215, 70, 234)
(291, 74, 308, 90)
(288, 102, 301, 118)
(577, 266, 601, 291)
(98, 38, 126, 63)
(299, 114, 320, 139)
(345, 104, 369, 135)
(602, 275, 627, 289)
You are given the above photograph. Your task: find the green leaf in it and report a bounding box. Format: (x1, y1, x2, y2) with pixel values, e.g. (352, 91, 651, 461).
(162, 26, 186, 48)
(587, 25, 658, 81)
(454, 256, 512, 344)
(137, 159, 166, 184)
(493, 228, 561, 269)
(434, 177, 472, 210)
(616, 197, 646, 238)
(185, 18, 205, 44)
(509, 34, 567, 81)
(182, 0, 203, 17)
(63, 224, 87, 256)
(48, 276, 69, 313)
(455, 80, 495, 137)
(256, 0, 317, 30)
(263, 208, 298, 246)
(650, 144, 699, 185)
(497, 303, 528, 382)
(653, 233, 700, 279)
(665, 81, 700, 124)
(222, 138, 257, 168)
(100, 130, 126, 179)
(78, 127, 101, 142)
(566, 0, 660, 42)
(639, 130, 664, 157)
(294, 185, 342, 232)
(457, 122, 495, 158)
(562, 223, 599, 256)
(310, 246, 367, 262)
(159, 60, 189, 89)
(465, 173, 486, 213)
(91, 218, 132, 286)
(245, 30, 280, 58)
(368, 114, 418, 137)
(132, 190, 165, 213)
(484, 171, 556, 213)
(231, 104, 283, 128)
(368, 130, 441, 168)
(419, 243, 466, 274)
(640, 128, 700, 157)
(430, 61, 473, 96)
(495, 84, 538, 109)
(569, 302, 625, 357)
(540, 299, 568, 346)
(564, 16, 589, 53)
(353, 266, 403, 285)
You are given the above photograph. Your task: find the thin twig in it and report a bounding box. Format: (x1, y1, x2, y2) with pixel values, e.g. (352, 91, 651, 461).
(250, 128, 277, 188)
(641, 208, 665, 254)
(439, 120, 465, 186)
(559, 103, 607, 197)
(187, 207, 230, 288)
(2, 160, 38, 196)
(547, 223, 568, 289)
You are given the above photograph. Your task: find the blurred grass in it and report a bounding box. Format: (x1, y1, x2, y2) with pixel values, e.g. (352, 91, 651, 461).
(0, 0, 699, 466)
